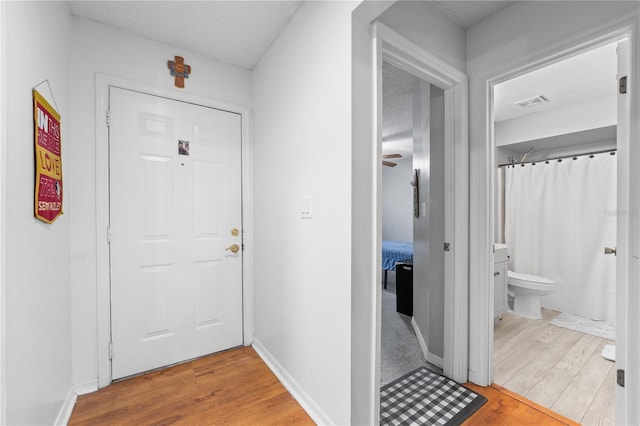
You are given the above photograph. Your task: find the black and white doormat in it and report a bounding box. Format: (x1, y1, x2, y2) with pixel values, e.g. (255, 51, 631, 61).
(380, 367, 487, 425)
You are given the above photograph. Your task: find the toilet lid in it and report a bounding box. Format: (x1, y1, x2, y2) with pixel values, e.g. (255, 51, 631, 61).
(507, 270, 554, 284)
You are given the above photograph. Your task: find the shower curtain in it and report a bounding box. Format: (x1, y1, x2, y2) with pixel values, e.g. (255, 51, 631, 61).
(505, 153, 617, 323)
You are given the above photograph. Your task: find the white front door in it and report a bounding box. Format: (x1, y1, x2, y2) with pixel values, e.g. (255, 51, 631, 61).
(109, 87, 243, 379)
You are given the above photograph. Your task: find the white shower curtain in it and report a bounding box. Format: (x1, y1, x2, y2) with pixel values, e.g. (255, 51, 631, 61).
(505, 153, 617, 323)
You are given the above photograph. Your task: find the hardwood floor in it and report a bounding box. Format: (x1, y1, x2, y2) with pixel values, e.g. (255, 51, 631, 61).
(70, 344, 581, 426)
(494, 309, 616, 425)
(464, 383, 579, 426)
(69, 346, 314, 426)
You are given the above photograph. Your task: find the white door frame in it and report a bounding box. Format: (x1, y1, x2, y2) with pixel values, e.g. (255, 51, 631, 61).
(374, 23, 469, 383)
(468, 10, 640, 424)
(0, 1, 6, 423)
(95, 74, 254, 387)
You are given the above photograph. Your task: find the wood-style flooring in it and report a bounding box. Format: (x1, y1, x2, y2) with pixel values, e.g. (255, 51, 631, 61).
(494, 308, 616, 425)
(69, 346, 314, 425)
(463, 383, 579, 426)
(70, 344, 579, 426)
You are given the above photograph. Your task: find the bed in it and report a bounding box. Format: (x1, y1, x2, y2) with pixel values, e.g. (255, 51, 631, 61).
(382, 240, 413, 289)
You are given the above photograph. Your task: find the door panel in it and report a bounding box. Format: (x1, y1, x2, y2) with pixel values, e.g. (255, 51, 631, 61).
(615, 39, 629, 422)
(109, 87, 243, 380)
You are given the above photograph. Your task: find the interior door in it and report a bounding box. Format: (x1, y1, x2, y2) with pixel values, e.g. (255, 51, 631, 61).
(615, 39, 629, 422)
(109, 87, 243, 380)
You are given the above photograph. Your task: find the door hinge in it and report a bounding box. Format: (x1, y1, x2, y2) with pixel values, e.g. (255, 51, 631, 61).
(109, 342, 114, 360)
(617, 369, 625, 387)
(444, 242, 450, 252)
(619, 76, 627, 95)
(107, 226, 112, 244)
(106, 109, 111, 127)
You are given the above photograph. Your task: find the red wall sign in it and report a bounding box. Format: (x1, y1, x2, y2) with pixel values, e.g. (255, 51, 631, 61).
(33, 90, 63, 224)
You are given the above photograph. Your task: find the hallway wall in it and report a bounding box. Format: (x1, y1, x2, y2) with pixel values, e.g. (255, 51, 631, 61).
(252, 2, 354, 424)
(3, 2, 73, 424)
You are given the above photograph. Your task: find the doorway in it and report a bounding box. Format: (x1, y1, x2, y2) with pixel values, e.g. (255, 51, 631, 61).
(95, 76, 254, 387)
(108, 87, 244, 379)
(380, 61, 446, 385)
(374, 22, 469, 390)
(489, 38, 628, 423)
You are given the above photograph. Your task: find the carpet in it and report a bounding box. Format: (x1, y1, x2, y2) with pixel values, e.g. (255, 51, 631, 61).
(380, 367, 487, 426)
(380, 285, 428, 386)
(550, 312, 615, 341)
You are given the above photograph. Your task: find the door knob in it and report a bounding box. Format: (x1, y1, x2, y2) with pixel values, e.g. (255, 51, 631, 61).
(226, 244, 240, 254)
(604, 246, 617, 256)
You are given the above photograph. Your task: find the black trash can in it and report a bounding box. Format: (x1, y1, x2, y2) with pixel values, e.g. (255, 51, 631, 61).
(395, 261, 413, 316)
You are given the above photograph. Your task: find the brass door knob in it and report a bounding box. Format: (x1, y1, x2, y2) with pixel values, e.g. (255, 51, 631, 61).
(226, 244, 240, 254)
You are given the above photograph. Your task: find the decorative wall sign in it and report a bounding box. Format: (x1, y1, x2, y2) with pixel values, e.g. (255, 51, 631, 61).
(168, 55, 191, 88)
(33, 89, 63, 223)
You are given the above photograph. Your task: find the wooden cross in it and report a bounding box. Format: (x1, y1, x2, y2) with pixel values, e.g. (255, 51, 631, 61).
(167, 56, 191, 88)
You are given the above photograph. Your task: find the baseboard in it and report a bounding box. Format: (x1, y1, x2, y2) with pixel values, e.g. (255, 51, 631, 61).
(54, 387, 77, 426)
(411, 317, 444, 369)
(411, 317, 429, 361)
(427, 352, 444, 369)
(74, 379, 99, 396)
(252, 338, 332, 425)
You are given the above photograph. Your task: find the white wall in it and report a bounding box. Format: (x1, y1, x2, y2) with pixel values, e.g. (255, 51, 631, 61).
(496, 94, 616, 146)
(378, 1, 466, 74)
(382, 159, 413, 242)
(0, 3, 6, 422)
(252, 2, 355, 424)
(4, 2, 73, 424)
(69, 17, 252, 391)
(466, 0, 640, 386)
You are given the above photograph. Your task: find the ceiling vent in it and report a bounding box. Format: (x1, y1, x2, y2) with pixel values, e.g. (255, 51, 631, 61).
(515, 95, 549, 108)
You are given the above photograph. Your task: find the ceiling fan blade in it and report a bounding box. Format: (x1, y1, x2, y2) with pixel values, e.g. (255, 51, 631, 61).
(383, 161, 398, 167)
(383, 153, 402, 159)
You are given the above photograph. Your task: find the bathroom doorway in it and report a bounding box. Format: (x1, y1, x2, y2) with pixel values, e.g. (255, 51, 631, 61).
(491, 38, 627, 424)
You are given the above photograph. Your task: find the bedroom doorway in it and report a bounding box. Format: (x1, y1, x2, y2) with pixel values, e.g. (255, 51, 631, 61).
(380, 60, 431, 386)
(374, 21, 469, 394)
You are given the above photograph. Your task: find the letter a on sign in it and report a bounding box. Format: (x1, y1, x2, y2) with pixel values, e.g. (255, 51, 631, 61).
(33, 90, 63, 224)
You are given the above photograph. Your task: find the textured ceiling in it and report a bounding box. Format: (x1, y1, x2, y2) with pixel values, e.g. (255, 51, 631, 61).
(382, 62, 417, 159)
(67, 0, 304, 70)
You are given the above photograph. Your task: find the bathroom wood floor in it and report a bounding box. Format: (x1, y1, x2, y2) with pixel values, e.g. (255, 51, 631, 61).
(494, 308, 615, 425)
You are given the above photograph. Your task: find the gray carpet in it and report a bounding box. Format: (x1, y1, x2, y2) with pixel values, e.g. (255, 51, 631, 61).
(381, 274, 438, 386)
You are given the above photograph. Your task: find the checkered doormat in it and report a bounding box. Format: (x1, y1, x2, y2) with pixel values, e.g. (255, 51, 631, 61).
(380, 367, 487, 425)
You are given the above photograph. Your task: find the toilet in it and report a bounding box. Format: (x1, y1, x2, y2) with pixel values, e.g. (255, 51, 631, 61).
(507, 271, 556, 319)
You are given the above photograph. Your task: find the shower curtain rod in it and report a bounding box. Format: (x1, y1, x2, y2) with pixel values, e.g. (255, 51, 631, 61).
(498, 148, 617, 168)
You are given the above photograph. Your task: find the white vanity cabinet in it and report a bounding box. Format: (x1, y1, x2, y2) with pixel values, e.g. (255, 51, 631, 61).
(494, 244, 508, 319)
